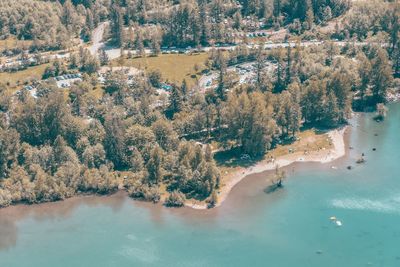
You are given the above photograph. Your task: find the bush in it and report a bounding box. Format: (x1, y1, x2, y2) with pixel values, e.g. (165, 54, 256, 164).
(374, 103, 387, 122)
(207, 191, 218, 208)
(0, 189, 12, 207)
(129, 183, 160, 203)
(148, 70, 162, 88)
(164, 190, 185, 207)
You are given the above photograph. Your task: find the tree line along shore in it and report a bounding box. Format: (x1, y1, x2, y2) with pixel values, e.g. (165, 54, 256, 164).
(0, 0, 399, 209)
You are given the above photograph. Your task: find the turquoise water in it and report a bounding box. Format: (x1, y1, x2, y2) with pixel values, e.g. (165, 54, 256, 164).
(1, 104, 400, 267)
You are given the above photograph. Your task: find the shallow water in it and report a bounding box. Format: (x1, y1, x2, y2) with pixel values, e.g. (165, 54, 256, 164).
(0, 104, 399, 267)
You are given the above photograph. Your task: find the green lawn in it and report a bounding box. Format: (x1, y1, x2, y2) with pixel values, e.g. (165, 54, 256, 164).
(111, 53, 209, 87)
(0, 63, 50, 90)
(0, 36, 32, 52)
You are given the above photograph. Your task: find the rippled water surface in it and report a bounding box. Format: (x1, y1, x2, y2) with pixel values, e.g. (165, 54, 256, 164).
(1, 104, 399, 267)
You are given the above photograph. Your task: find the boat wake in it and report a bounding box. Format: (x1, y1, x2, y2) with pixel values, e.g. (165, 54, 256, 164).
(118, 246, 158, 263)
(331, 195, 400, 214)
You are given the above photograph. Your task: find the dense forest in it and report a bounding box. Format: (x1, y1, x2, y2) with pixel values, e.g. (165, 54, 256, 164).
(0, 0, 398, 208)
(0, 40, 394, 207)
(0, 0, 352, 51)
(1, 0, 397, 53)
(108, 0, 351, 48)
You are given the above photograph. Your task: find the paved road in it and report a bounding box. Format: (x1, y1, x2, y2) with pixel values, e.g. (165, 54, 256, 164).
(0, 19, 384, 70)
(88, 22, 108, 56)
(88, 21, 377, 60)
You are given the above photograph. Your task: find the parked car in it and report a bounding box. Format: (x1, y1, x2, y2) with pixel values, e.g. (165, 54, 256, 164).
(240, 154, 251, 160)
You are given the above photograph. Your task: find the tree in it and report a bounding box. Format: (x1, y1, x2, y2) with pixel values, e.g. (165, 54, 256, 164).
(199, 2, 209, 45)
(0, 128, 20, 177)
(82, 143, 106, 168)
(273, 0, 281, 19)
(323, 91, 341, 127)
(274, 51, 285, 93)
(321, 6, 332, 25)
(146, 146, 164, 184)
(125, 124, 155, 160)
(11, 89, 69, 146)
(135, 30, 145, 57)
(207, 190, 218, 208)
(375, 103, 388, 121)
(301, 78, 327, 125)
(151, 33, 161, 56)
(233, 12, 242, 30)
(305, 0, 314, 29)
(286, 44, 292, 85)
(215, 51, 227, 100)
(287, 82, 302, 135)
(224, 91, 278, 157)
(164, 190, 185, 207)
(328, 69, 352, 122)
(62, 0, 77, 30)
(104, 68, 126, 92)
(79, 48, 100, 74)
(255, 46, 265, 89)
(151, 119, 178, 152)
(99, 49, 109, 66)
(148, 70, 162, 88)
(52, 135, 79, 171)
(166, 84, 183, 119)
(370, 48, 393, 104)
(110, 4, 125, 47)
(104, 108, 126, 169)
(181, 79, 189, 101)
(276, 89, 301, 137)
(357, 52, 372, 106)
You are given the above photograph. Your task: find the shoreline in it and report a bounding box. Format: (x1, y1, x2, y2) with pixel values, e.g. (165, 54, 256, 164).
(186, 127, 347, 210)
(0, 127, 347, 212)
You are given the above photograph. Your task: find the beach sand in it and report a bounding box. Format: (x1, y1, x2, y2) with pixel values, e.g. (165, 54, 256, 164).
(186, 127, 347, 210)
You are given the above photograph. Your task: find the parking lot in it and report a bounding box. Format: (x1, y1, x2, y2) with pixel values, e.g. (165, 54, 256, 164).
(55, 73, 82, 88)
(198, 60, 277, 92)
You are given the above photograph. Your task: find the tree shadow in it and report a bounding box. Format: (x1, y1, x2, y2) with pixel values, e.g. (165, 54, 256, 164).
(300, 122, 348, 135)
(214, 146, 263, 168)
(264, 183, 283, 194)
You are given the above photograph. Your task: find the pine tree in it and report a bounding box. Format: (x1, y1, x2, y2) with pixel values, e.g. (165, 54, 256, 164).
(273, 0, 281, 19)
(233, 12, 242, 30)
(274, 51, 285, 93)
(111, 4, 125, 47)
(322, 6, 332, 26)
(285, 44, 292, 86)
(215, 51, 227, 100)
(146, 146, 164, 184)
(324, 91, 340, 127)
(357, 52, 371, 105)
(151, 34, 161, 56)
(199, 3, 209, 46)
(370, 48, 393, 104)
(181, 79, 188, 101)
(167, 84, 183, 119)
(255, 46, 265, 89)
(99, 49, 109, 66)
(305, 0, 314, 30)
(135, 30, 145, 57)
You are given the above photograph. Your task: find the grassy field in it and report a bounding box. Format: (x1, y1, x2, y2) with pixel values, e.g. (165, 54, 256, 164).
(215, 129, 333, 177)
(111, 53, 209, 87)
(0, 37, 32, 52)
(0, 63, 50, 90)
(268, 129, 332, 159)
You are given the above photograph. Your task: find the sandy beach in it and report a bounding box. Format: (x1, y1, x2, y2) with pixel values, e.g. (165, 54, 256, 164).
(186, 127, 347, 209)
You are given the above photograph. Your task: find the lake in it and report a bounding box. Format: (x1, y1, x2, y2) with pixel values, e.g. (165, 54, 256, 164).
(0, 103, 399, 267)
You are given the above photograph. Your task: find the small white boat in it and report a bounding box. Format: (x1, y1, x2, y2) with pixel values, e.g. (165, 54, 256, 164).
(336, 220, 342, 226)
